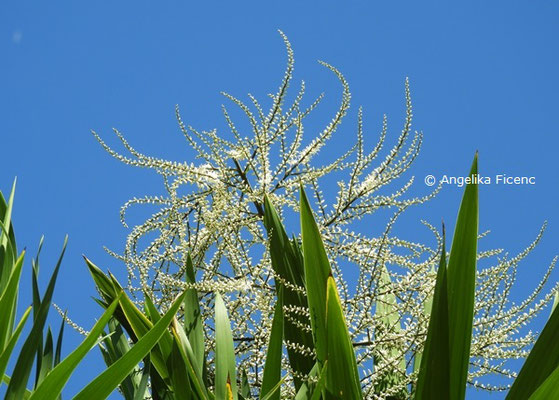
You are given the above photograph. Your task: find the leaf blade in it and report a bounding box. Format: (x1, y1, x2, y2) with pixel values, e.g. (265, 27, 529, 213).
(73, 290, 188, 400)
(446, 153, 479, 400)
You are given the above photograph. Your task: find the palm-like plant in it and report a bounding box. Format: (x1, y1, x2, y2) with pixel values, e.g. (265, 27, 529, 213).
(88, 32, 558, 395)
(83, 154, 559, 399)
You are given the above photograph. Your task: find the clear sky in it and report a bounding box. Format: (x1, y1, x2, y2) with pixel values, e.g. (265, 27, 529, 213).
(1, 1, 558, 398)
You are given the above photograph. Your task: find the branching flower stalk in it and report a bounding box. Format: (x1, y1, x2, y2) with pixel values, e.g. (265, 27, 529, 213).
(91, 32, 558, 397)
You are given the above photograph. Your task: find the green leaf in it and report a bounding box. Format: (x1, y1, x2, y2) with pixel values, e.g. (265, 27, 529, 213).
(0, 179, 17, 291)
(413, 264, 435, 376)
(325, 276, 362, 399)
(54, 311, 65, 367)
(0, 178, 16, 252)
(414, 227, 450, 400)
(29, 294, 122, 400)
(35, 327, 54, 388)
(167, 340, 193, 400)
(446, 153, 479, 400)
(263, 195, 315, 389)
(215, 292, 237, 400)
(171, 318, 210, 399)
(73, 289, 188, 400)
(0, 251, 25, 349)
(84, 257, 134, 338)
(2, 374, 32, 400)
(240, 369, 250, 399)
(99, 319, 140, 400)
(310, 361, 328, 400)
(260, 376, 287, 400)
(5, 236, 67, 400)
(507, 293, 559, 399)
(260, 287, 284, 400)
(133, 359, 150, 400)
(116, 289, 170, 383)
(143, 293, 173, 360)
(527, 364, 559, 399)
(0, 306, 31, 382)
(299, 185, 332, 364)
(294, 363, 320, 400)
(184, 253, 205, 378)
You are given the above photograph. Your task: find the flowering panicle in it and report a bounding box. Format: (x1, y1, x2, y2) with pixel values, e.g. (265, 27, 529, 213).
(91, 32, 557, 397)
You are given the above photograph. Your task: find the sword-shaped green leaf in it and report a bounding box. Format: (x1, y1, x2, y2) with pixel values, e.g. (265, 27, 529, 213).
(325, 276, 362, 399)
(414, 227, 450, 400)
(240, 369, 250, 399)
(446, 153, 478, 400)
(5, 236, 67, 400)
(260, 287, 284, 400)
(263, 194, 315, 389)
(29, 294, 122, 400)
(184, 253, 205, 378)
(300, 185, 331, 365)
(310, 361, 328, 400)
(171, 318, 211, 399)
(0, 251, 25, 349)
(73, 289, 188, 400)
(527, 364, 559, 400)
(0, 306, 31, 383)
(507, 295, 559, 399)
(215, 292, 237, 400)
(0, 179, 17, 292)
(413, 264, 435, 376)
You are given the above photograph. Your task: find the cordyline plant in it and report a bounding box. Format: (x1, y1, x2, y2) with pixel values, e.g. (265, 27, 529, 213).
(86, 32, 558, 397)
(83, 156, 559, 399)
(2, 161, 558, 398)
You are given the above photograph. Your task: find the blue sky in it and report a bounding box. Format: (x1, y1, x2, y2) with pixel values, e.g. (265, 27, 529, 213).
(1, 1, 558, 398)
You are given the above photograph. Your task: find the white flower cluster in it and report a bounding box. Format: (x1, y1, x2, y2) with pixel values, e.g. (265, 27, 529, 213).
(92, 32, 557, 397)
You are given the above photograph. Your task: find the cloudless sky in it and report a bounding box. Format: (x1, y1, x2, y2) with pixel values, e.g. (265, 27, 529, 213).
(1, 1, 558, 398)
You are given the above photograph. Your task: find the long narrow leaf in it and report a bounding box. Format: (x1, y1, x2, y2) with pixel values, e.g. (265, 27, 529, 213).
(294, 363, 320, 400)
(527, 364, 559, 400)
(263, 195, 314, 389)
(35, 328, 54, 388)
(184, 253, 205, 378)
(215, 292, 237, 400)
(73, 290, 188, 400)
(5, 236, 67, 400)
(241, 369, 250, 399)
(325, 276, 362, 399)
(117, 291, 171, 383)
(260, 376, 287, 400)
(171, 318, 210, 399)
(0, 252, 25, 349)
(507, 297, 559, 399)
(99, 319, 140, 400)
(2, 374, 32, 399)
(300, 186, 331, 364)
(414, 227, 450, 400)
(260, 287, 284, 400)
(412, 264, 435, 375)
(133, 359, 150, 400)
(310, 361, 328, 400)
(29, 294, 122, 400)
(446, 153, 478, 400)
(0, 306, 31, 381)
(0, 179, 16, 252)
